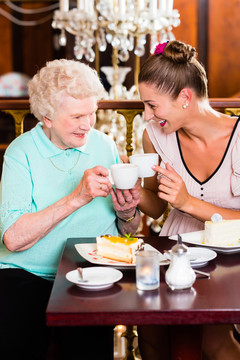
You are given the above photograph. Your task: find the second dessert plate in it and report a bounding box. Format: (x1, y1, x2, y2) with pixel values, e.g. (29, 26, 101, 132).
(169, 231, 240, 254)
(162, 247, 217, 268)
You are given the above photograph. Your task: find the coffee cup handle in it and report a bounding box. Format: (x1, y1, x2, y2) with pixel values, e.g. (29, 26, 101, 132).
(108, 169, 114, 185)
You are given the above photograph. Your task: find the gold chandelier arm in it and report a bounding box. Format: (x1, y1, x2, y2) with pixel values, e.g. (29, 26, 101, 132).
(134, 55, 140, 88)
(95, 40, 100, 75)
(112, 47, 119, 99)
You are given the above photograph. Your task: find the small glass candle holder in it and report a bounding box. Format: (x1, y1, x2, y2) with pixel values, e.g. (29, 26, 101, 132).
(136, 250, 160, 291)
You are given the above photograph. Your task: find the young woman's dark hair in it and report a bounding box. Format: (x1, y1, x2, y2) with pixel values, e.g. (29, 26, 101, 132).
(138, 40, 208, 99)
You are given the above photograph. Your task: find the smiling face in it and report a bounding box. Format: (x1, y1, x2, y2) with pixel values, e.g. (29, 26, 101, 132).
(43, 93, 98, 149)
(139, 82, 185, 134)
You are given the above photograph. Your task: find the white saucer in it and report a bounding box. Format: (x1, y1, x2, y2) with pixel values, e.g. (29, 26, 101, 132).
(66, 267, 123, 290)
(163, 247, 217, 268)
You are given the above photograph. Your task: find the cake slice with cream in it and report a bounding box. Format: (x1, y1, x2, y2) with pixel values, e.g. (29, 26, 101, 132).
(96, 234, 144, 264)
(204, 214, 240, 247)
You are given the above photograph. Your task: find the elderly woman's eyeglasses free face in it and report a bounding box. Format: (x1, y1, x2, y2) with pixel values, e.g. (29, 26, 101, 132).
(43, 94, 98, 150)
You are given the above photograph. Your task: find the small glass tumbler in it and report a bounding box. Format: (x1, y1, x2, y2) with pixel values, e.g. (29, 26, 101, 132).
(136, 250, 160, 290)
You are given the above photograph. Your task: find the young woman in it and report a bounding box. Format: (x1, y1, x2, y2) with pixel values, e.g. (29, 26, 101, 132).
(137, 40, 240, 359)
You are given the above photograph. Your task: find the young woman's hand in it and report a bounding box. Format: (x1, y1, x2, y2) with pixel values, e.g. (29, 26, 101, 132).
(154, 163, 191, 211)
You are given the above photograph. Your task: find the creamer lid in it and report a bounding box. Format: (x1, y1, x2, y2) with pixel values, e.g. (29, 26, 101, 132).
(171, 234, 188, 255)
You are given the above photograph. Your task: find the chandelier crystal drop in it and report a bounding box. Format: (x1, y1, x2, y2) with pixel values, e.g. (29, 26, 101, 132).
(52, 0, 180, 62)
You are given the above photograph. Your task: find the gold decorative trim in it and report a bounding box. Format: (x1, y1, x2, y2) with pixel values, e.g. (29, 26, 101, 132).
(116, 109, 144, 156)
(224, 108, 240, 116)
(122, 325, 138, 360)
(2, 109, 30, 137)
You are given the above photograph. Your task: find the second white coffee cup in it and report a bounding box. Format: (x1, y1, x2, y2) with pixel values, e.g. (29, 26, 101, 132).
(129, 153, 159, 178)
(109, 164, 138, 190)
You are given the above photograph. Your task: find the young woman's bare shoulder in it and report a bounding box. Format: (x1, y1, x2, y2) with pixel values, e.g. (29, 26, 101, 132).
(143, 129, 157, 153)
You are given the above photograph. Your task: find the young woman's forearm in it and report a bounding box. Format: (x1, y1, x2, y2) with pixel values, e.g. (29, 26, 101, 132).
(138, 187, 167, 219)
(182, 196, 240, 222)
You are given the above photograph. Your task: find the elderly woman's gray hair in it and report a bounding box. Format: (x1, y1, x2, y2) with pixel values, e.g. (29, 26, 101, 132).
(28, 59, 105, 122)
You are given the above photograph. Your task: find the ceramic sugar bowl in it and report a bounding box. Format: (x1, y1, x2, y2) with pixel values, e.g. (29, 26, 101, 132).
(165, 235, 196, 291)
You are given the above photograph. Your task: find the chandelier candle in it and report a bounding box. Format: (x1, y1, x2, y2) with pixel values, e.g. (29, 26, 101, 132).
(60, 0, 69, 12)
(149, 0, 157, 16)
(166, 0, 173, 16)
(118, 0, 126, 19)
(159, 0, 167, 13)
(138, 0, 145, 11)
(77, 0, 84, 10)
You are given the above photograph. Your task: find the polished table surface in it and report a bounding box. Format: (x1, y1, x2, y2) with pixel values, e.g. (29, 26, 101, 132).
(46, 236, 240, 327)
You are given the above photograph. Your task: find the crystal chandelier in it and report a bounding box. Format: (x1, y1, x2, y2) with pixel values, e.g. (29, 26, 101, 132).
(52, 0, 180, 62)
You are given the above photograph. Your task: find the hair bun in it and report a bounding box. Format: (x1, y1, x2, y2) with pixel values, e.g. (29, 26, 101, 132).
(164, 40, 196, 63)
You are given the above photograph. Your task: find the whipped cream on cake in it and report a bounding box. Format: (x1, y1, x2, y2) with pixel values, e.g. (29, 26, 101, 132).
(204, 214, 240, 247)
(96, 234, 144, 264)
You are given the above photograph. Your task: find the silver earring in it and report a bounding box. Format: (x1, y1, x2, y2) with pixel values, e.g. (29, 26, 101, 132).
(183, 103, 189, 109)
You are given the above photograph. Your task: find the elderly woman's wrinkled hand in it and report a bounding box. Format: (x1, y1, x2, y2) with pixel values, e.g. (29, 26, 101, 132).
(110, 179, 141, 219)
(73, 165, 112, 206)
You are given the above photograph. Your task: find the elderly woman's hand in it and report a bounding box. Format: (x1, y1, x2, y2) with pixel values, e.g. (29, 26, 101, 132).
(73, 166, 112, 206)
(110, 179, 141, 220)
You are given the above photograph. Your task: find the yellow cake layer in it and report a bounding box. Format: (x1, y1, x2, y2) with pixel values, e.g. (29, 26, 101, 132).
(102, 235, 138, 246)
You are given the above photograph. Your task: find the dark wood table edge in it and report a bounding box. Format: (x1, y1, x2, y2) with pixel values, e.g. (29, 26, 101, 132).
(46, 309, 240, 327)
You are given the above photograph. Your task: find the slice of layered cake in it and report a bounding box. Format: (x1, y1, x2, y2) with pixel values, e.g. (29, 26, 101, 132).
(96, 234, 144, 264)
(204, 214, 240, 247)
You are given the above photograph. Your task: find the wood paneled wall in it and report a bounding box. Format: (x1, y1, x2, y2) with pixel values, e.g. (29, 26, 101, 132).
(208, 0, 240, 97)
(0, 1, 62, 77)
(0, 3, 13, 74)
(0, 0, 240, 97)
(173, 0, 198, 48)
(19, 2, 54, 75)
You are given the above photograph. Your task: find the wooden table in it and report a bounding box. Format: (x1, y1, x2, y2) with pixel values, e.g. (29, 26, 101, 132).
(46, 236, 240, 359)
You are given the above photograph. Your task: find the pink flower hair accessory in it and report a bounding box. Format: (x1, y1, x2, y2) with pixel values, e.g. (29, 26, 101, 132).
(154, 41, 169, 55)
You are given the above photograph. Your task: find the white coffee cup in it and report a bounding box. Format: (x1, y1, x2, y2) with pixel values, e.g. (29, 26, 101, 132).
(129, 153, 159, 178)
(109, 164, 138, 190)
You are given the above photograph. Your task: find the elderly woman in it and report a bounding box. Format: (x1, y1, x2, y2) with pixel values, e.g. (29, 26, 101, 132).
(136, 40, 240, 359)
(0, 59, 140, 359)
